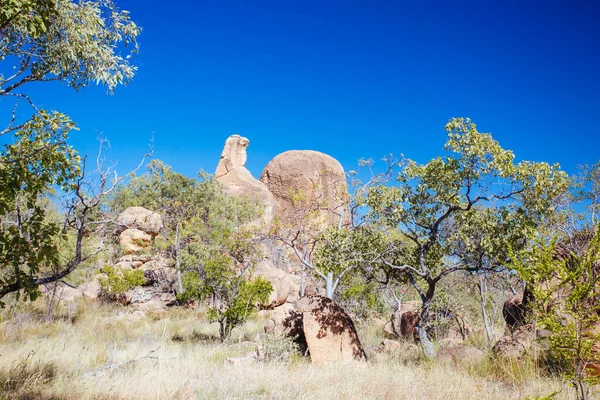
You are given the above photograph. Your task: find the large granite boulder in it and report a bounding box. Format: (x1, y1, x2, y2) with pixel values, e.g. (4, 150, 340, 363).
(215, 135, 275, 222)
(294, 295, 366, 364)
(117, 206, 163, 236)
(260, 150, 349, 227)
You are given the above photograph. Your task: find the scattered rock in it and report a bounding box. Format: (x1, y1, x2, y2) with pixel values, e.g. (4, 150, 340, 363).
(115, 260, 144, 269)
(80, 280, 100, 300)
(226, 352, 257, 366)
(117, 206, 163, 236)
(492, 324, 547, 360)
(376, 339, 402, 354)
(294, 295, 366, 364)
(437, 344, 485, 365)
(263, 303, 306, 354)
(384, 301, 422, 340)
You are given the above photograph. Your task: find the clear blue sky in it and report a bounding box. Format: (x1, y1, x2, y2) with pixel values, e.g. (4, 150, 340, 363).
(20, 0, 600, 178)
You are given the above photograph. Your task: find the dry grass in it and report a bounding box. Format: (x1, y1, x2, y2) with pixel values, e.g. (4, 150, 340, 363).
(0, 300, 574, 400)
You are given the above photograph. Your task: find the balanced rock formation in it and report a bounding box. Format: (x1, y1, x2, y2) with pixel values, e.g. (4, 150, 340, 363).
(119, 228, 152, 255)
(215, 135, 275, 222)
(117, 207, 163, 254)
(260, 150, 349, 227)
(294, 295, 366, 364)
(117, 206, 163, 235)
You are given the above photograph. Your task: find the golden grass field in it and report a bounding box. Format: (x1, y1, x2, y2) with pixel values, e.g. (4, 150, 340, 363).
(0, 299, 577, 400)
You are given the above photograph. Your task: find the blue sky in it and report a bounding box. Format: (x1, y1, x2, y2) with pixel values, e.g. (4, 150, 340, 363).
(12, 0, 600, 179)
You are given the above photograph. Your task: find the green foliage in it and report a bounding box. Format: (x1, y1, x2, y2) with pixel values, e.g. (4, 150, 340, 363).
(0, 112, 80, 302)
(361, 118, 568, 357)
(573, 161, 600, 226)
(1, 0, 140, 93)
(337, 277, 385, 320)
(98, 265, 146, 300)
(510, 228, 600, 398)
(0, 0, 140, 302)
(110, 159, 268, 341)
(178, 229, 272, 342)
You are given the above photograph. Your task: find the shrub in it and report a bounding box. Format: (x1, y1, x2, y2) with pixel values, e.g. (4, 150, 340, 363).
(259, 335, 300, 363)
(98, 265, 146, 301)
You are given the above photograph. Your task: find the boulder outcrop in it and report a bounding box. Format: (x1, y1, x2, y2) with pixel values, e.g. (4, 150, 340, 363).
(260, 150, 348, 227)
(215, 135, 275, 222)
(117, 206, 163, 235)
(384, 303, 470, 343)
(294, 295, 366, 364)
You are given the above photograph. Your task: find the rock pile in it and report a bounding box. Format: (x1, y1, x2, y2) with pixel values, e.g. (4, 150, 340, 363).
(111, 207, 177, 310)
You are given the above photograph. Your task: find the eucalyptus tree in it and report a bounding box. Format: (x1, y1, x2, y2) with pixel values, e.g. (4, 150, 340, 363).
(365, 118, 569, 358)
(0, 0, 141, 303)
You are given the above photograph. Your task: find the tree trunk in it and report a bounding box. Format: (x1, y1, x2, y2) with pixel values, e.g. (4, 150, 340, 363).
(45, 283, 58, 323)
(478, 275, 494, 344)
(300, 264, 306, 297)
(219, 318, 226, 343)
(418, 280, 437, 359)
(325, 271, 334, 299)
(175, 223, 183, 294)
(418, 300, 436, 359)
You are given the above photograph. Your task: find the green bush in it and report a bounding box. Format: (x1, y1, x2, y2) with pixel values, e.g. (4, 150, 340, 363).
(259, 335, 301, 363)
(98, 265, 146, 301)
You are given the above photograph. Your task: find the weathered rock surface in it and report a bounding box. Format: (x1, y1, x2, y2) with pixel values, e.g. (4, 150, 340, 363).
(119, 228, 152, 255)
(260, 150, 349, 227)
(254, 263, 301, 308)
(107, 252, 177, 310)
(503, 287, 532, 332)
(384, 305, 470, 343)
(117, 206, 163, 235)
(492, 324, 548, 360)
(264, 303, 303, 335)
(294, 295, 366, 364)
(215, 135, 275, 222)
(41, 279, 100, 303)
(384, 301, 421, 340)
